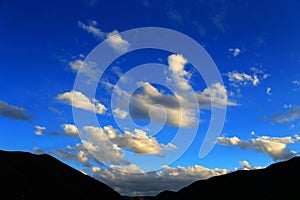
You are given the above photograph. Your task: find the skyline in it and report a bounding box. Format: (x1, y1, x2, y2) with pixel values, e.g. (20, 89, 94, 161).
(1, 0, 300, 196)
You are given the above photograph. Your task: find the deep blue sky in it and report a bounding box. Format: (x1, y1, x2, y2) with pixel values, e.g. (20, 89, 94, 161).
(1, 0, 300, 196)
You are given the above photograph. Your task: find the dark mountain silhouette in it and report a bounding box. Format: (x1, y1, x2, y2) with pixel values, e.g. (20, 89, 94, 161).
(1, 150, 300, 200)
(153, 156, 300, 200)
(0, 150, 122, 200)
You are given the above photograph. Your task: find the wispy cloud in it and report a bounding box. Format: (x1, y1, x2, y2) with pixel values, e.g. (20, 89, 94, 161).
(217, 135, 296, 161)
(78, 20, 130, 53)
(78, 20, 105, 39)
(272, 107, 300, 123)
(0, 101, 31, 121)
(56, 90, 107, 114)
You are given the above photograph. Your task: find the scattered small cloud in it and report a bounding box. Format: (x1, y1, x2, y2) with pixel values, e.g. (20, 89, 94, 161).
(293, 80, 300, 91)
(293, 80, 300, 85)
(0, 101, 31, 121)
(56, 90, 107, 115)
(272, 107, 300, 124)
(34, 125, 46, 135)
(226, 68, 269, 88)
(266, 87, 272, 95)
(229, 48, 241, 57)
(283, 104, 292, 109)
(217, 135, 296, 161)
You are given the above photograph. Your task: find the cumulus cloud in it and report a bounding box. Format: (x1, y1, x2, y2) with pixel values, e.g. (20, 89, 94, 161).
(272, 107, 300, 123)
(167, 54, 191, 91)
(130, 82, 197, 128)
(56, 90, 107, 114)
(61, 124, 79, 137)
(34, 125, 46, 135)
(106, 30, 130, 53)
(78, 20, 129, 53)
(113, 107, 128, 119)
(217, 135, 296, 161)
(83, 125, 176, 159)
(238, 160, 263, 170)
(229, 48, 241, 57)
(0, 101, 31, 121)
(196, 82, 237, 108)
(89, 163, 229, 196)
(127, 54, 236, 128)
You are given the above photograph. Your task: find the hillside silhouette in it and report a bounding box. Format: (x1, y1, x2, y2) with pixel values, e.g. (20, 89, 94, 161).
(1, 150, 300, 199)
(0, 150, 121, 200)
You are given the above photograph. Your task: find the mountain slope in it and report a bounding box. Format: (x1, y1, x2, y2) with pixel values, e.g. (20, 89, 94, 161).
(153, 156, 300, 200)
(0, 150, 122, 200)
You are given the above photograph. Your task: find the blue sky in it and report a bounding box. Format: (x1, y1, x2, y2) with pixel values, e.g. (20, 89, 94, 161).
(1, 0, 300, 196)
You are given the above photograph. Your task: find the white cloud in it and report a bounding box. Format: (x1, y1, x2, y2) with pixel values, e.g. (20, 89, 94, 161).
(34, 125, 46, 135)
(83, 125, 176, 157)
(238, 160, 263, 170)
(131, 82, 198, 128)
(229, 48, 241, 57)
(56, 90, 107, 114)
(78, 20, 105, 39)
(250, 131, 255, 135)
(227, 71, 260, 86)
(295, 134, 300, 143)
(167, 54, 191, 91)
(106, 30, 130, 53)
(266, 87, 272, 95)
(113, 107, 128, 119)
(196, 82, 237, 108)
(82, 126, 125, 165)
(128, 55, 236, 128)
(68, 56, 101, 81)
(89, 163, 229, 196)
(217, 135, 296, 161)
(61, 124, 79, 136)
(226, 67, 269, 89)
(78, 20, 129, 53)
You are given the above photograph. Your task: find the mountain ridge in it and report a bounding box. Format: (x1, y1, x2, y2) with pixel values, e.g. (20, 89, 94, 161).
(1, 150, 300, 199)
